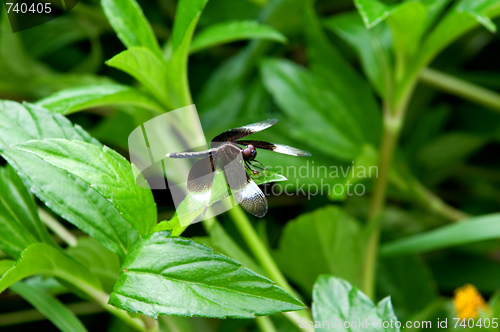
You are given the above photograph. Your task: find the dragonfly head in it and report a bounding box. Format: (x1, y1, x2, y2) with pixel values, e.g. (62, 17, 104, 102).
(242, 144, 257, 161)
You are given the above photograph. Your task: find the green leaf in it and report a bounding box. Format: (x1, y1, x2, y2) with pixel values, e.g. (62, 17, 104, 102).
(170, 0, 210, 51)
(248, 168, 287, 186)
(380, 213, 500, 256)
(198, 47, 259, 130)
(260, 58, 368, 160)
(387, 2, 427, 78)
(0, 243, 101, 294)
(323, 11, 392, 98)
(0, 101, 140, 260)
(312, 275, 399, 331)
(305, 4, 381, 146)
(19, 16, 91, 59)
(0, 260, 15, 276)
(11, 139, 157, 237)
(109, 232, 305, 319)
(416, 0, 500, 75)
(190, 20, 286, 53)
(422, 0, 453, 30)
(106, 48, 169, 107)
(456, 0, 500, 32)
(354, 0, 391, 29)
(101, 0, 162, 57)
(66, 237, 121, 292)
(165, 0, 209, 107)
(417, 132, 487, 185)
(9, 282, 88, 332)
(273, 206, 364, 295)
(197, 0, 307, 129)
(489, 291, 500, 320)
(0, 165, 54, 259)
(36, 84, 165, 115)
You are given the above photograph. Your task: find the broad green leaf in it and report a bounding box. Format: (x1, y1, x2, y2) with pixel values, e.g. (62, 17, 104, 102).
(190, 21, 286, 53)
(106, 48, 169, 107)
(36, 84, 165, 115)
(0, 243, 101, 294)
(109, 232, 305, 318)
(323, 12, 392, 98)
(9, 282, 87, 332)
(66, 237, 120, 292)
(165, 0, 209, 108)
(101, 0, 162, 57)
(273, 206, 364, 295)
(0, 165, 53, 259)
(354, 0, 391, 29)
(0, 101, 140, 260)
(0, 260, 14, 276)
(380, 213, 500, 256)
(260, 58, 367, 160)
(312, 275, 399, 331)
(305, 4, 381, 146)
(11, 139, 157, 237)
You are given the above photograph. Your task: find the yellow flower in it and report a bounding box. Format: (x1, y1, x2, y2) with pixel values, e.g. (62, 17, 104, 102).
(453, 284, 488, 320)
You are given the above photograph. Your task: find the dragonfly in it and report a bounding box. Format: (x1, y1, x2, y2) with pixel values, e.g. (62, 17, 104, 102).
(165, 119, 311, 219)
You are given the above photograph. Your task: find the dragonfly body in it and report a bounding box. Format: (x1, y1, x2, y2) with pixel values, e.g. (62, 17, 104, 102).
(165, 119, 310, 218)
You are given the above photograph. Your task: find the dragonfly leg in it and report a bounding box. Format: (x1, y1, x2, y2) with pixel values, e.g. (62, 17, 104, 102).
(250, 159, 269, 171)
(245, 160, 261, 174)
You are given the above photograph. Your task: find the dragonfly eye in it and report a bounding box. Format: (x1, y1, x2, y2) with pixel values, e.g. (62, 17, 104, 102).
(243, 148, 252, 157)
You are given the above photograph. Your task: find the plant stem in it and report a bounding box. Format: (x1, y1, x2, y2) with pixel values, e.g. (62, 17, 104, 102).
(228, 206, 296, 297)
(410, 179, 470, 222)
(420, 68, 500, 113)
(227, 206, 313, 331)
(38, 208, 78, 247)
(361, 110, 401, 299)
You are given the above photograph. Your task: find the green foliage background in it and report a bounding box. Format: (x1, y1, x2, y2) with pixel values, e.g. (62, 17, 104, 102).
(0, 0, 500, 331)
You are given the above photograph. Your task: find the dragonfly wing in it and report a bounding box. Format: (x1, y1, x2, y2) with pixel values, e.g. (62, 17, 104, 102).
(236, 140, 311, 156)
(212, 119, 278, 143)
(219, 144, 268, 217)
